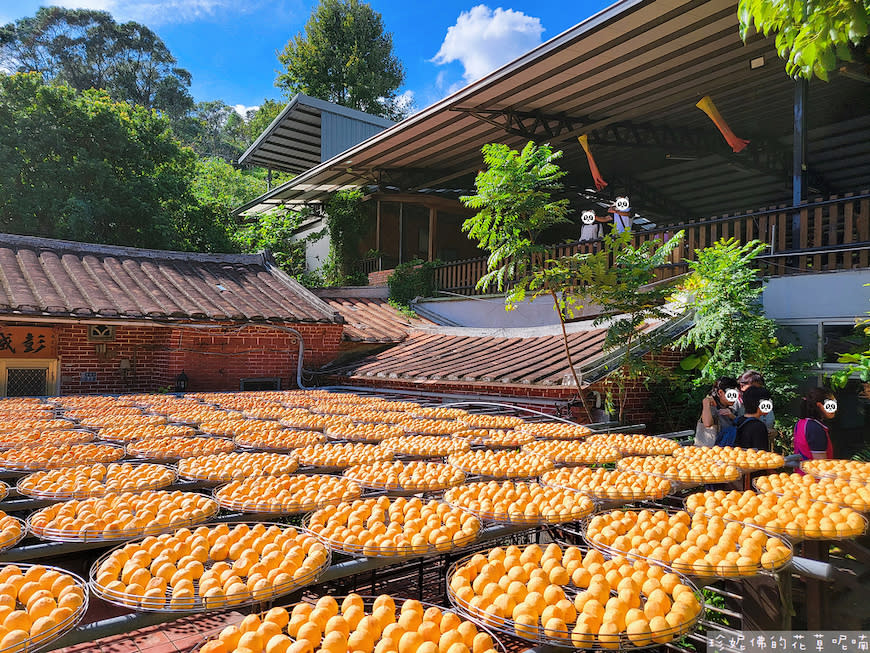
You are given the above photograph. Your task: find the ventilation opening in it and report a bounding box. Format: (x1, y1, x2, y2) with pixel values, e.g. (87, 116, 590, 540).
(6, 367, 48, 396)
(240, 377, 281, 391)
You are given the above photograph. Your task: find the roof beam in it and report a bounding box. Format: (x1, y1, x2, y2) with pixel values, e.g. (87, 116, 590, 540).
(451, 107, 589, 142)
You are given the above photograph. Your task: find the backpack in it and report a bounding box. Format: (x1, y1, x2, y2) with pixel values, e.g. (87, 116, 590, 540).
(715, 423, 737, 447)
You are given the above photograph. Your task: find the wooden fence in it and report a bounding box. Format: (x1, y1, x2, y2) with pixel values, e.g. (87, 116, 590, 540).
(432, 192, 870, 295)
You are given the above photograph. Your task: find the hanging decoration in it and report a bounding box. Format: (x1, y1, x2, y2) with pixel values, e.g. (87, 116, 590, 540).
(577, 134, 608, 190)
(696, 96, 750, 153)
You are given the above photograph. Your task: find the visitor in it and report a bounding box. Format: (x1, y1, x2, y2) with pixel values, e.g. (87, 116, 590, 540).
(735, 386, 772, 451)
(793, 388, 836, 464)
(735, 370, 775, 433)
(695, 376, 739, 447)
(606, 197, 632, 233)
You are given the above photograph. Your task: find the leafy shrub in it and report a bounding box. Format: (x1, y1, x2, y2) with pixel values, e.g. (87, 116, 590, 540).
(388, 259, 439, 305)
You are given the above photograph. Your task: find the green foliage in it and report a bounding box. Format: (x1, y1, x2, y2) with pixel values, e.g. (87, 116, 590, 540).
(676, 238, 807, 409)
(0, 72, 219, 250)
(388, 260, 439, 305)
(191, 157, 265, 210)
(232, 209, 314, 279)
(737, 0, 869, 80)
(388, 298, 420, 320)
(0, 7, 193, 117)
(830, 287, 870, 388)
(275, 0, 408, 120)
(646, 364, 708, 433)
(572, 229, 686, 423)
(323, 189, 369, 286)
(461, 142, 571, 307)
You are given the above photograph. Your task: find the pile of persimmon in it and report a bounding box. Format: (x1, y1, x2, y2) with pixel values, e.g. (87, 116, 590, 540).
(199, 594, 496, 653)
(294, 443, 393, 469)
(200, 420, 283, 437)
(65, 406, 143, 420)
(382, 435, 470, 458)
(674, 446, 784, 471)
(279, 413, 353, 432)
(96, 424, 195, 443)
(458, 415, 525, 430)
(234, 429, 325, 451)
(413, 406, 470, 420)
(400, 419, 464, 436)
(215, 475, 361, 514)
(448, 450, 554, 479)
(92, 523, 328, 609)
(802, 459, 870, 483)
(754, 472, 870, 512)
(448, 542, 702, 647)
(0, 429, 94, 448)
(0, 511, 23, 550)
(326, 423, 405, 443)
(586, 434, 680, 456)
(18, 463, 175, 499)
(127, 436, 234, 461)
(686, 489, 867, 540)
(167, 408, 241, 425)
(542, 467, 672, 501)
(522, 440, 620, 465)
(177, 452, 298, 482)
(0, 563, 88, 650)
(444, 481, 594, 524)
(0, 443, 124, 471)
(617, 455, 741, 484)
(308, 496, 481, 557)
(369, 400, 423, 413)
(0, 419, 74, 433)
(78, 414, 167, 429)
(239, 406, 297, 421)
(515, 421, 591, 440)
(586, 509, 792, 577)
(29, 491, 217, 541)
(454, 429, 534, 448)
(343, 461, 466, 492)
(198, 593, 500, 653)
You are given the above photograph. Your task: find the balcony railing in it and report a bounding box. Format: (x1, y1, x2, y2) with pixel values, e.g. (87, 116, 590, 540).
(432, 192, 870, 295)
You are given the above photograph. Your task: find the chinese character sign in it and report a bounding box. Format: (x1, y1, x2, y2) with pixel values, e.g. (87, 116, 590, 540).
(0, 328, 56, 358)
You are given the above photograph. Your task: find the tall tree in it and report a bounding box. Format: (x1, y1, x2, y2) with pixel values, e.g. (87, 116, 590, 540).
(0, 6, 193, 117)
(275, 0, 407, 120)
(0, 72, 227, 251)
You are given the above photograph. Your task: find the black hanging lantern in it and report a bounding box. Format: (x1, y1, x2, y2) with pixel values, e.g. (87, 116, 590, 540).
(175, 371, 188, 393)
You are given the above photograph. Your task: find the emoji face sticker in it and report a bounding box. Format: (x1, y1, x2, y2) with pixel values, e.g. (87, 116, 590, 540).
(759, 399, 773, 414)
(823, 399, 838, 415)
(725, 388, 739, 403)
(614, 196, 630, 212)
(581, 211, 596, 225)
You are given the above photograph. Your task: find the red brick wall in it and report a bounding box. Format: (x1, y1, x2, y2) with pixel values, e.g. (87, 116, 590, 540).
(54, 322, 343, 395)
(368, 269, 393, 286)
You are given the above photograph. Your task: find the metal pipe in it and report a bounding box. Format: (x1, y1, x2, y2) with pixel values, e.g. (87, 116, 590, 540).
(791, 555, 835, 581)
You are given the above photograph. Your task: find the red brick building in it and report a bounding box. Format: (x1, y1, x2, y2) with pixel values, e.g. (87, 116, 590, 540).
(0, 234, 344, 396)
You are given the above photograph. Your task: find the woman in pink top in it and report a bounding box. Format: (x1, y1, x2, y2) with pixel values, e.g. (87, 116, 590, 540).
(793, 388, 837, 468)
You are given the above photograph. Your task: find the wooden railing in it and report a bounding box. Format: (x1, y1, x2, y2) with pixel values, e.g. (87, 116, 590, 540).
(432, 192, 870, 295)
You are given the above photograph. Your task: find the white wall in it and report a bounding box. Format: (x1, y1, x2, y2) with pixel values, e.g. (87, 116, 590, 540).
(415, 294, 603, 328)
(293, 217, 330, 273)
(763, 269, 870, 321)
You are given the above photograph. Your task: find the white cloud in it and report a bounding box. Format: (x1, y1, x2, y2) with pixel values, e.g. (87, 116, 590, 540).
(232, 103, 259, 118)
(393, 89, 415, 115)
(52, 0, 245, 24)
(432, 5, 544, 83)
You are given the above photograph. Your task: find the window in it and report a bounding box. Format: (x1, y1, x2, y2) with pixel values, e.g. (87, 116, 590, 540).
(240, 377, 281, 391)
(88, 325, 116, 342)
(822, 323, 867, 364)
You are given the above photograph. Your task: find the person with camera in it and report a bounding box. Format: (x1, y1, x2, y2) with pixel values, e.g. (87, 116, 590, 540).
(695, 377, 739, 447)
(793, 388, 837, 463)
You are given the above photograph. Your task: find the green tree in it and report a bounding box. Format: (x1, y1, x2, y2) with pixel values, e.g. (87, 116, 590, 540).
(275, 0, 407, 120)
(232, 210, 311, 280)
(831, 288, 870, 388)
(191, 157, 266, 210)
(0, 72, 224, 251)
(676, 238, 806, 409)
(322, 188, 369, 286)
(461, 142, 600, 419)
(0, 7, 193, 117)
(738, 0, 869, 80)
(245, 99, 284, 142)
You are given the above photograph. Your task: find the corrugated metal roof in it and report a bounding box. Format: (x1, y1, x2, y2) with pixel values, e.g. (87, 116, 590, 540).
(0, 233, 343, 324)
(239, 94, 394, 174)
(237, 0, 870, 221)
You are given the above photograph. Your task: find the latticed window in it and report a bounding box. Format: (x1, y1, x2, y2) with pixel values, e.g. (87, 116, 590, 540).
(5, 367, 48, 396)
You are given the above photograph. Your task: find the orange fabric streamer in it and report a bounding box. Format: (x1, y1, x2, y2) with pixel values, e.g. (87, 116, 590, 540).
(696, 95, 750, 153)
(577, 135, 608, 191)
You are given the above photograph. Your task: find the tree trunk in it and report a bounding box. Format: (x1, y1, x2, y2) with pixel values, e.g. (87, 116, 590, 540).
(551, 291, 594, 423)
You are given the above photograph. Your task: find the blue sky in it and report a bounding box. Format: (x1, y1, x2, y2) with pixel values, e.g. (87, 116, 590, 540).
(2, 1, 609, 116)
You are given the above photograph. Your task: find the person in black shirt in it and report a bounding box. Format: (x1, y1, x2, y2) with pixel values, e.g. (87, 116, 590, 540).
(735, 386, 772, 451)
